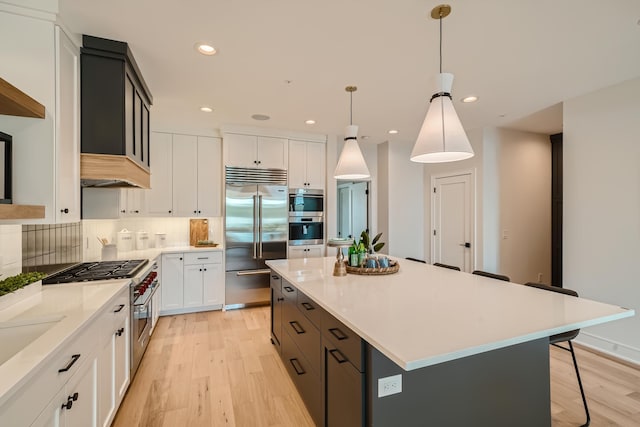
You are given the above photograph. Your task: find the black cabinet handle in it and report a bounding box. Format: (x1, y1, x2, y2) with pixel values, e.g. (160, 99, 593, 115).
(204, 268, 207, 271)
(58, 354, 81, 373)
(61, 392, 79, 410)
(134, 210, 139, 213)
(283, 286, 294, 293)
(199, 268, 202, 272)
(60, 208, 69, 214)
(272, 275, 279, 280)
(301, 302, 314, 311)
(168, 210, 172, 213)
(198, 210, 201, 214)
(329, 348, 348, 364)
(121, 210, 126, 213)
(289, 320, 305, 334)
(328, 328, 348, 341)
(70, 392, 79, 401)
(194, 210, 197, 214)
(289, 358, 305, 375)
(113, 304, 125, 313)
(116, 327, 125, 337)
(277, 297, 285, 302)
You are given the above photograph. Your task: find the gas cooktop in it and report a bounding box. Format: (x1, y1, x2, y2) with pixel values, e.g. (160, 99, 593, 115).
(42, 259, 148, 284)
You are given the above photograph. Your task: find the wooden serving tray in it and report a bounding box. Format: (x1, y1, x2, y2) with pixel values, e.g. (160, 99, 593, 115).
(345, 260, 399, 275)
(194, 243, 219, 248)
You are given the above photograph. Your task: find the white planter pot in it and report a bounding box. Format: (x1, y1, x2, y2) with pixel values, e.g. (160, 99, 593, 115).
(0, 280, 43, 311)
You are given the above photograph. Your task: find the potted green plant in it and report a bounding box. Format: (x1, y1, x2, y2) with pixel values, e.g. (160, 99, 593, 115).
(360, 230, 385, 254)
(0, 272, 46, 310)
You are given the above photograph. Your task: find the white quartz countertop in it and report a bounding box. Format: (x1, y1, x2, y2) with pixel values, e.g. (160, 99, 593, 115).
(266, 257, 634, 371)
(0, 280, 130, 405)
(83, 245, 224, 263)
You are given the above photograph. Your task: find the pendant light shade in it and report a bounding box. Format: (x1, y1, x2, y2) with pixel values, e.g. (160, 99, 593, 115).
(410, 4, 474, 164)
(334, 125, 370, 179)
(410, 73, 474, 163)
(334, 86, 370, 180)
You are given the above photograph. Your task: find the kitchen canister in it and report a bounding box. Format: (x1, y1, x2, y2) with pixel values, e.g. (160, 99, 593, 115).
(117, 228, 134, 252)
(154, 232, 167, 248)
(136, 231, 149, 250)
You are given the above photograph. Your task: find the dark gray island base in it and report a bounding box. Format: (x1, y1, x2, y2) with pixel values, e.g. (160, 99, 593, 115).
(270, 271, 550, 427)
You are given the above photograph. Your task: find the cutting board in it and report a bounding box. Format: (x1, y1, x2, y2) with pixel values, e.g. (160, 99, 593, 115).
(189, 219, 209, 246)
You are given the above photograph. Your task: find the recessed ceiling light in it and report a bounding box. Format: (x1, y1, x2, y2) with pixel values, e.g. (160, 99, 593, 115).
(388, 129, 399, 134)
(252, 114, 270, 121)
(461, 96, 478, 103)
(195, 42, 217, 56)
(200, 106, 213, 113)
(305, 119, 316, 125)
(361, 136, 370, 140)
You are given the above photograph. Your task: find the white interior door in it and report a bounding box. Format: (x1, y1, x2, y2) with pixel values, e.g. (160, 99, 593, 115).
(432, 173, 473, 272)
(351, 182, 368, 237)
(338, 186, 352, 238)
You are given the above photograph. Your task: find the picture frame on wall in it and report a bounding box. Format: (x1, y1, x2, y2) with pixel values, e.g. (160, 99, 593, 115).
(0, 131, 12, 204)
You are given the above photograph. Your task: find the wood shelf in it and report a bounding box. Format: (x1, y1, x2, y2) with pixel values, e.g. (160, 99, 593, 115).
(0, 78, 45, 119)
(0, 204, 45, 220)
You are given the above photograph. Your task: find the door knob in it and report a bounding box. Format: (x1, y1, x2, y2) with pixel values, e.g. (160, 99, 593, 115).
(459, 242, 471, 248)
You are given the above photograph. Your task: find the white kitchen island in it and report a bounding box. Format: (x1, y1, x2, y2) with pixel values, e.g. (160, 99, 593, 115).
(266, 257, 633, 427)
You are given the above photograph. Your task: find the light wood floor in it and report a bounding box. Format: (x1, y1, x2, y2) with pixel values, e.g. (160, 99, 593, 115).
(114, 307, 640, 427)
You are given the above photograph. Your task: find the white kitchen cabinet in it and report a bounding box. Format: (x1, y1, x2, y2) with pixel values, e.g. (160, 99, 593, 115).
(288, 244, 325, 259)
(224, 133, 288, 170)
(1, 17, 80, 223)
(32, 356, 97, 427)
(82, 187, 146, 219)
(159, 251, 224, 315)
(288, 140, 326, 190)
(161, 253, 184, 311)
(146, 132, 173, 216)
(196, 136, 222, 217)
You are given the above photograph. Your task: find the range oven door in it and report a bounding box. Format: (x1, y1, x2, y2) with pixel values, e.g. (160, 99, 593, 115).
(131, 276, 158, 376)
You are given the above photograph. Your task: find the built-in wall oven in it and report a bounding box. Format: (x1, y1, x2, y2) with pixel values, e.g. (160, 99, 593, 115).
(289, 188, 324, 245)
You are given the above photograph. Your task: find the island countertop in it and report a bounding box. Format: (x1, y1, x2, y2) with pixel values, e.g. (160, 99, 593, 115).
(266, 257, 634, 371)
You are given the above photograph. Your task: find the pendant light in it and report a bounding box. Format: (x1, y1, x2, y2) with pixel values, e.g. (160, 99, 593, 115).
(334, 86, 371, 179)
(410, 4, 474, 163)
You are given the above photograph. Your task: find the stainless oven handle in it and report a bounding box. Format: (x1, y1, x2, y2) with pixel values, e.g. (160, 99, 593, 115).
(133, 280, 159, 307)
(236, 269, 271, 276)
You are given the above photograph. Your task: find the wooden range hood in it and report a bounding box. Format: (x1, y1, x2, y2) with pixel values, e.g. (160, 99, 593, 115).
(80, 153, 151, 189)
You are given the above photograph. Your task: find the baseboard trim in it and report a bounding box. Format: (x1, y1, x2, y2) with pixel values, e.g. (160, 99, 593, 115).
(575, 333, 640, 367)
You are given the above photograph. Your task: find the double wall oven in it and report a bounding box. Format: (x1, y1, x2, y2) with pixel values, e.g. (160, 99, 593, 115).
(42, 259, 158, 377)
(289, 188, 324, 245)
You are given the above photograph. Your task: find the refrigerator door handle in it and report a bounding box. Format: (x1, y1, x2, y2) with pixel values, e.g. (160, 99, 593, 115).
(252, 194, 258, 259)
(258, 195, 263, 258)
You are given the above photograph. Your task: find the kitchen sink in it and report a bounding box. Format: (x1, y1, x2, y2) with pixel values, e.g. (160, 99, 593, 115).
(0, 315, 65, 365)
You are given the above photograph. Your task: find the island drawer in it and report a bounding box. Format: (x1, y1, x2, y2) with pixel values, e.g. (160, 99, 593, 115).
(282, 327, 322, 426)
(183, 251, 222, 265)
(284, 300, 321, 376)
(322, 311, 365, 372)
(281, 279, 297, 303)
(297, 291, 323, 328)
(270, 272, 282, 292)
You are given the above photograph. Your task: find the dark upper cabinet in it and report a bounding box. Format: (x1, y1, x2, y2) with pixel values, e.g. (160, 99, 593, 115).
(80, 35, 153, 171)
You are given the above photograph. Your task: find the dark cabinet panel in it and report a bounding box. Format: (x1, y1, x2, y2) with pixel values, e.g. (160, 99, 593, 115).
(270, 273, 283, 352)
(80, 35, 152, 171)
(322, 310, 365, 372)
(324, 340, 364, 427)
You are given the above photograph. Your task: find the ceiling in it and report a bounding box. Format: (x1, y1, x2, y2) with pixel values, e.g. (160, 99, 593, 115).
(59, 0, 640, 145)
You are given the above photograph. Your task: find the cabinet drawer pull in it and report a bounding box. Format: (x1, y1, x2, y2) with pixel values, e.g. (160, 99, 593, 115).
(329, 348, 348, 364)
(58, 354, 81, 373)
(272, 275, 279, 280)
(283, 286, 294, 293)
(328, 327, 348, 341)
(301, 302, 314, 311)
(113, 304, 125, 313)
(289, 320, 305, 334)
(197, 257, 209, 260)
(116, 327, 125, 336)
(289, 358, 306, 375)
(277, 297, 285, 302)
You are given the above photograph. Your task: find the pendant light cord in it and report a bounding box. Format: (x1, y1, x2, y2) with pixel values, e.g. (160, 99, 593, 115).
(439, 11, 443, 74)
(350, 90, 353, 125)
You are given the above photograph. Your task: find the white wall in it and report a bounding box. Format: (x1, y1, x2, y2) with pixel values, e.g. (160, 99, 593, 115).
(564, 77, 640, 363)
(377, 140, 424, 259)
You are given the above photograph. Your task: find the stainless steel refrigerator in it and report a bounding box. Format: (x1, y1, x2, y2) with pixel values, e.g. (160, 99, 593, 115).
(225, 167, 288, 308)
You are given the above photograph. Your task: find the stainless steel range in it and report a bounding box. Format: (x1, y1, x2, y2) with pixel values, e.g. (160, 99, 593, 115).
(42, 259, 158, 377)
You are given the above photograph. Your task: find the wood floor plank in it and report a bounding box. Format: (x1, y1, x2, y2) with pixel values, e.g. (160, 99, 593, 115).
(113, 307, 640, 427)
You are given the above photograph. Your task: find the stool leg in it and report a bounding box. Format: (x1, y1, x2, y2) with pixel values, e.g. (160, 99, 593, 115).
(568, 341, 591, 427)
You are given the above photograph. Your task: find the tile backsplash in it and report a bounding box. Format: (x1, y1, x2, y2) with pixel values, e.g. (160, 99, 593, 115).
(22, 223, 82, 270)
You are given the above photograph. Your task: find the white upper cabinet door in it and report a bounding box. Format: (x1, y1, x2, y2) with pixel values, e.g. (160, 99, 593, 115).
(172, 134, 199, 217)
(147, 132, 174, 216)
(224, 134, 258, 168)
(257, 136, 288, 169)
(55, 26, 80, 223)
(305, 142, 325, 190)
(288, 140, 307, 188)
(197, 136, 222, 217)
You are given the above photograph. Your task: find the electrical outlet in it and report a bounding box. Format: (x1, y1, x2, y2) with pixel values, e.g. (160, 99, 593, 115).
(537, 273, 543, 282)
(378, 374, 402, 397)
